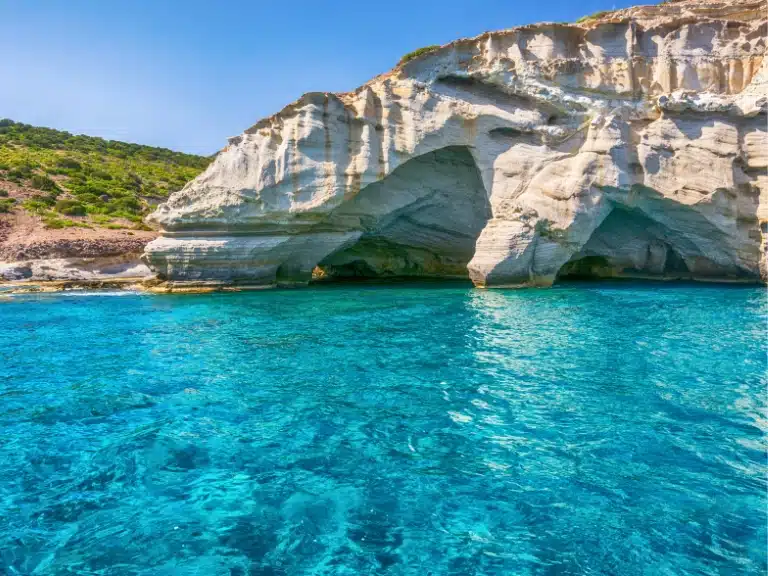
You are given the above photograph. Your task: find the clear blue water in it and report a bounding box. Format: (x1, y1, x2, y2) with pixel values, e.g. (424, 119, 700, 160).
(0, 283, 765, 575)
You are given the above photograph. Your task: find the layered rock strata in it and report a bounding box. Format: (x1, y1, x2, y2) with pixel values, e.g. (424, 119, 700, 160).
(145, 0, 768, 287)
(0, 220, 155, 282)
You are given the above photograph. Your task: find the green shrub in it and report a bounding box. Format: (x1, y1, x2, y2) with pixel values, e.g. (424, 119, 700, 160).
(55, 157, 82, 170)
(72, 192, 103, 205)
(7, 166, 33, 181)
(399, 45, 441, 65)
(0, 198, 16, 213)
(90, 169, 113, 180)
(31, 174, 60, 192)
(108, 197, 142, 214)
(55, 199, 86, 216)
(70, 181, 106, 196)
(41, 213, 90, 229)
(29, 193, 57, 206)
(22, 199, 50, 213)
(42, 216, 77, 229)
(0, 189, 8, 197)
(105, 188, 130, 198)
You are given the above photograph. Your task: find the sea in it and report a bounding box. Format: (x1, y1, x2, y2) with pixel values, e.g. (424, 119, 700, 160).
(0, 282, 765, 574)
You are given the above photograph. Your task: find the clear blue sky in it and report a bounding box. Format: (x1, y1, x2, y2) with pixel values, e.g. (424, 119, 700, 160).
(0, 0, 639, 154)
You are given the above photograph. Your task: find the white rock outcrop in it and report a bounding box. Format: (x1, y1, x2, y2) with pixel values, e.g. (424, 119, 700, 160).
(145, 0, 768, 287)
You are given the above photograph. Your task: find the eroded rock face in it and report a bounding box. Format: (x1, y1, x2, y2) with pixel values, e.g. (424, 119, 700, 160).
(145, 0, 768, 287)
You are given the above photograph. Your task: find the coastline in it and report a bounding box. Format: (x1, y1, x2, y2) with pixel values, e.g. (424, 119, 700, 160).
(2, 273, 763, 297)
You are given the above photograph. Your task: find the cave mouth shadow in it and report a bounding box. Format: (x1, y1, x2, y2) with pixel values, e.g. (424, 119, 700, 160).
(313, 145, 491, 282)
(554, 202, 756, 285)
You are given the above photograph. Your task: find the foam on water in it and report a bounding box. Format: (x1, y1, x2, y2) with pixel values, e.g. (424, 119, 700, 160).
(0, 283, 765, 574)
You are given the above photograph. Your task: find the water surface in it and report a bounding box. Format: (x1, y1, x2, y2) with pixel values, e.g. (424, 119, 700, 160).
(0, 283, 765, 574)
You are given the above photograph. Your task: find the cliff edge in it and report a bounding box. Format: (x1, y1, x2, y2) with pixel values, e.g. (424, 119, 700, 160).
(146, 0, 768, 288)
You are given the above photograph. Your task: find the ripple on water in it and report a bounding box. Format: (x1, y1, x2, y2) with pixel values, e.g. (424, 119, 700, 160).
(0, 284, 765, 574)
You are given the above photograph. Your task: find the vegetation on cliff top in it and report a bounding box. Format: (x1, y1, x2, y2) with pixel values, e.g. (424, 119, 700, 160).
(398, 45, 441, 66)
(0, 119, 212, 229)
(575, 10, 611, 24)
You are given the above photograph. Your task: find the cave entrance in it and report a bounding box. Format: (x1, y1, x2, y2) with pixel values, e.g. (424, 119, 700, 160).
(314, 146, 491, 281)
(555, 205, 694, 282)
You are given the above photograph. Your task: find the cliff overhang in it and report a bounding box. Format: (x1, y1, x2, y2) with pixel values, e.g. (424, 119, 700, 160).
(144, 0, 768, 288)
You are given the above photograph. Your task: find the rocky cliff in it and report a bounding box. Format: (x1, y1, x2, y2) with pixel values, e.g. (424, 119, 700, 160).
(145, 0, 768, 288)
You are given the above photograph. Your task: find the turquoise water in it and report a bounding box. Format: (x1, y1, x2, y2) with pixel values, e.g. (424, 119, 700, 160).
(0, 283, 765, 575)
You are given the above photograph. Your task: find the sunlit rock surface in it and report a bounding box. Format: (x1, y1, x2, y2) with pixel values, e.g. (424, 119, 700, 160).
(145, 0, 768, 287)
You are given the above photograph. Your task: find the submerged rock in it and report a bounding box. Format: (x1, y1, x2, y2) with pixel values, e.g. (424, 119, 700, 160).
(145, 0, 768, 288)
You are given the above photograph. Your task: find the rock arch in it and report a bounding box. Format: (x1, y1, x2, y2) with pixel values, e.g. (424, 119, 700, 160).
(146, 145, 493, 286)
(315, 145, 492, 281)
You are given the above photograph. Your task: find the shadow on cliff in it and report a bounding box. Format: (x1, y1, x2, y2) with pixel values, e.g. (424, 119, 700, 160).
(312, 145, 491, 282)
(556, 182, 763, 283)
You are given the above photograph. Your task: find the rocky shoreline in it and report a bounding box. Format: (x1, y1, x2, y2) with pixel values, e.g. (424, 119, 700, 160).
(0, 237, 150, 262)
(0, 209, 157, 283)
(2, 271, 762, 298)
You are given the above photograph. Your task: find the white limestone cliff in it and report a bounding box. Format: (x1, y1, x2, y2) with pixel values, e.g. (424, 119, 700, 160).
(145, 0, 768, 288)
